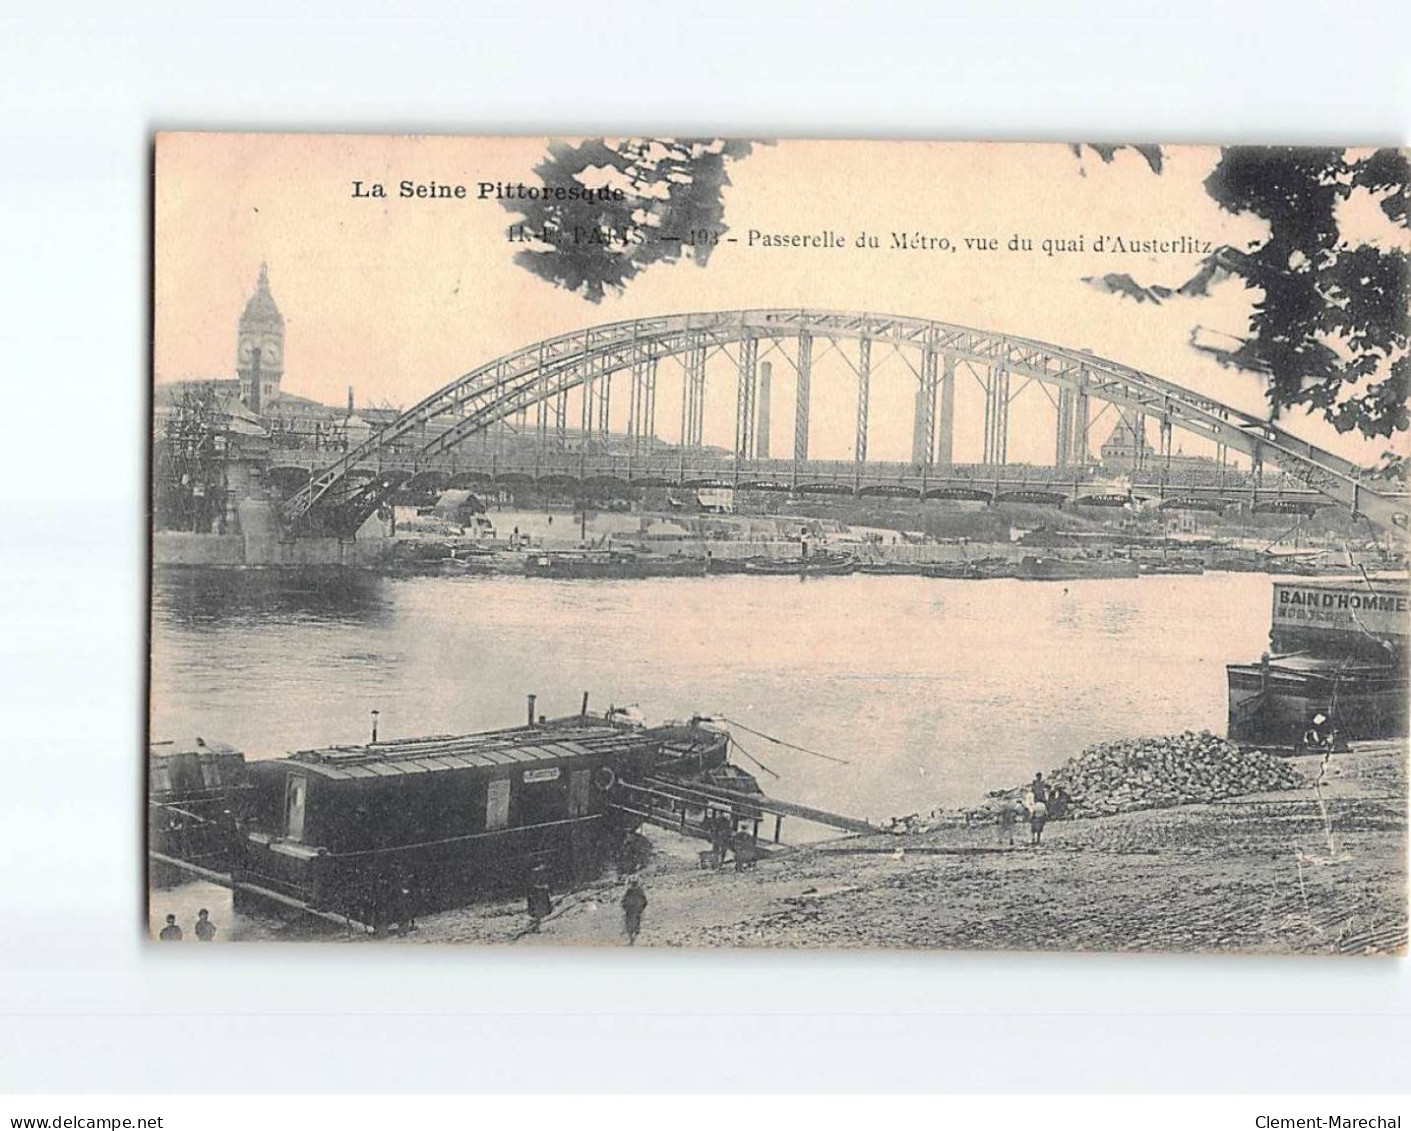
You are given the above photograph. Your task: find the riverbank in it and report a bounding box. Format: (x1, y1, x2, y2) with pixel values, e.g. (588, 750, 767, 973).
(400, 742, 1406, 954)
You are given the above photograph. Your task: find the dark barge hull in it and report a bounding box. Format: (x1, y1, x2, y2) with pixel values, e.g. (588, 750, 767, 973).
(232, 721, 669, 922)
(1015, 555, 1140, 580)
(237, 813, 622, 922)
(1227, 660, 1408, 744)
(525, 554, 707, 579)
(743, 555, 856, 576)
(221, 716, 749, 924)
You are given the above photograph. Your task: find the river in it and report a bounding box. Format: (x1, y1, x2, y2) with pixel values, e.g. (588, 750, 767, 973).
(150, 568, 1275, 825)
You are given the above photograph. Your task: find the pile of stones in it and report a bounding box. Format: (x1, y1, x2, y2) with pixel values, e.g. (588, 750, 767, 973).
(1043, 731, 1303, 817)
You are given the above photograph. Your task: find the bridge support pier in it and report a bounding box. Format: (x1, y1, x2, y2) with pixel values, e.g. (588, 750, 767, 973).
(756, 360, 772, 460)
(983, 366, 1009, 464)
(597, 368, 612, 443)
(629, 356, 657, 456)
(936, 352, 955, 466)
(854, 337, 871, 484)
(912, 346, 939, 467)
(735, 336, 758, 468)
(1056, 386, 1075, 467)
(1073, 371, 1090, 463)
(684, 337, 706, 449)
(553, 382, 568, 451)
(581, 352, 599, 452)
(793, 330, 812, 470)
(535, 394, 548, 474)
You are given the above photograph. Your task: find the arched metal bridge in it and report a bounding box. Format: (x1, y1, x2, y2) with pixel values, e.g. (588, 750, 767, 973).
(284, 309, 1408, 536)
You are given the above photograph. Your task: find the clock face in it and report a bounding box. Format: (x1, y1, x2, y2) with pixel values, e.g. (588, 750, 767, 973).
(238, 337, 281, 367)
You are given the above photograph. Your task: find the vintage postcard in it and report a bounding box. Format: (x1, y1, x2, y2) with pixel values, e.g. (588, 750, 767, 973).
(149, 134, 1408, 952)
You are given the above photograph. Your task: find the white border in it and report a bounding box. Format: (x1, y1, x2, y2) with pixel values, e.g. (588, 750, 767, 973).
(1, 0, 1408, 1094)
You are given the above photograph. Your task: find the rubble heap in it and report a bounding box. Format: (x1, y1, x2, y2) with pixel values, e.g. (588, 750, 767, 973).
(1045, 731, 1303, 817)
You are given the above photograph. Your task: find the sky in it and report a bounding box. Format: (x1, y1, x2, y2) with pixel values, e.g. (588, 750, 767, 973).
(154, 135, 1406, 468)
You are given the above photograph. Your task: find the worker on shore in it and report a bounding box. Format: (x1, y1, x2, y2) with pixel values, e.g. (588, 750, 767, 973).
(194, 908, 216, 942)
(1028, 797, 1049, 847)
(1303, 713, 1338, 753)
(158, 914, 182, 941)
(996, 798, 1020, 847)
(1030, 773, 1049, 806)
(526, 870, 553, 933)
(621, 879, 648, 945)
(707, 812, 730, 869)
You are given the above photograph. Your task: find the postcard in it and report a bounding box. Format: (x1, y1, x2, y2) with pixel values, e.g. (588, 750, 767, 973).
(149, 134, 1408, 952)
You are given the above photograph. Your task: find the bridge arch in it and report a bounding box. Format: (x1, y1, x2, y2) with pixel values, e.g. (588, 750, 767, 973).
(286, 309, 1405, 534)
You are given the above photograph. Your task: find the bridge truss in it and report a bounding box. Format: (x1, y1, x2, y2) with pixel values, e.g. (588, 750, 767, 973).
(283, 310, 1407, 536)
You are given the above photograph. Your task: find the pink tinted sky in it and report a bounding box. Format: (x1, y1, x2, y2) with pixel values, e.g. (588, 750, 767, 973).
(154, 135, 1406, 467)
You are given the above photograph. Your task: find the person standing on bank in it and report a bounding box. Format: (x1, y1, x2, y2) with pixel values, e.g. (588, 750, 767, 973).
(158, 914, 182, 941)
(194, 908, 216, 942)
(621, 879, 647, 945)
(526, 871, 553, 933)
(1029, 798, 1049, 847)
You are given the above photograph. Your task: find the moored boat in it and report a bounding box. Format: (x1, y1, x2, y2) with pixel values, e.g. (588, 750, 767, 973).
(148, 739, 248, 882)
(525, 550, 707, 579)
(1014, 555, 1139, 580)
(856, 561, 931, 576)
(1227, 577, 1409, 745)
(1137, 559, 1206, 575)
(743, 551, 856, 576)
(705, 555, 763, 575)
(920, 561, 985, 580)
(148, 707, 768, 925)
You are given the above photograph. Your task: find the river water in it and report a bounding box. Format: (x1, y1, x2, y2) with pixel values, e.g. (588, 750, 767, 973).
(150, 568, 1275, 825)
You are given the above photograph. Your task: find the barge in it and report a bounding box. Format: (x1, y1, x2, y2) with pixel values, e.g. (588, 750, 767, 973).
(148, 739, 248, 884)
(147, 699, 883, 932)
(525, 550, 707, 579)
(149, 706, 755, 928)
(743, 551, 856, 577)
(1014, 555, 1139, 581)
(1227, 576, 1409, 745)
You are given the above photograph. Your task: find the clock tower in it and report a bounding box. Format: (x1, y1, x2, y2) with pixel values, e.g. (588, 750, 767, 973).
(236, 262, 285, 415)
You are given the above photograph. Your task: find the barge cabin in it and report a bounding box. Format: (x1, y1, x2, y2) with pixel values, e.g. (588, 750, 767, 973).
(148, 738, 248, 883)
(1228, 576, 1409, 745)
(238, 721, 661, 923)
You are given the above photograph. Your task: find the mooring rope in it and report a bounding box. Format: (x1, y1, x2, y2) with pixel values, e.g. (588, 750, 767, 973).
(714, 717, 852, 765)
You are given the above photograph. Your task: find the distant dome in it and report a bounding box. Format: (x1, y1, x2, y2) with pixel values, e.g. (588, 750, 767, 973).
(239, 262, 284, 330)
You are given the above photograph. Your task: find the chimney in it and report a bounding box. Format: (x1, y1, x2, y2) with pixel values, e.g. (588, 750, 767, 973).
(348, 386, 355, 416)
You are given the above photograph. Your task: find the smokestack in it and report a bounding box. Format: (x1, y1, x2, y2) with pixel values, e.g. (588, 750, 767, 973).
(581, 691, 590, 718)
(348, 386, 355, 416)
(526, 694, 537, 728)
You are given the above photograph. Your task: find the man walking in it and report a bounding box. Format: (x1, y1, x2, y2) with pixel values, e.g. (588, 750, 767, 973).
(621, 879, 647, 946)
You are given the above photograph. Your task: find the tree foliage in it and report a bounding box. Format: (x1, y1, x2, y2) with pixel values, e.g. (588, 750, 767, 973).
(1082, 145, 1409, 444)
(502, 138, 759, 303)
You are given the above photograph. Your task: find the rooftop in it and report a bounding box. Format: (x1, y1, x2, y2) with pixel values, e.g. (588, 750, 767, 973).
(285, 722, 653, 780)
